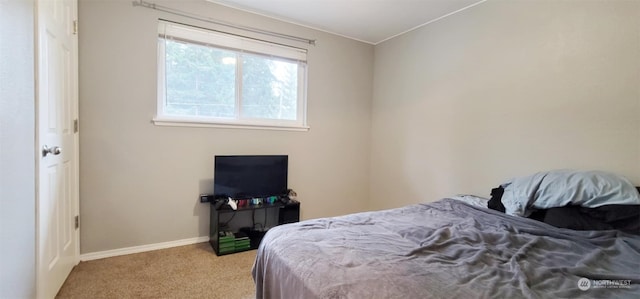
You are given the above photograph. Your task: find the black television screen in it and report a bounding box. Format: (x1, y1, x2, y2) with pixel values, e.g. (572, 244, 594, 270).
(214, 155, 288, 199)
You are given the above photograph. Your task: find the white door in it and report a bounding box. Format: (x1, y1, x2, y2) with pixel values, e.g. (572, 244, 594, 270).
(36, 0, 79, 298)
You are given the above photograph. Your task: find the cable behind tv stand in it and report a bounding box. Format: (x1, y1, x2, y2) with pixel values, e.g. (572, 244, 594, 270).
(209, 201, 300, 256)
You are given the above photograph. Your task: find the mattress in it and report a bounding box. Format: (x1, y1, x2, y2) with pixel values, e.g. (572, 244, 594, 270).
(252, 198, 640, 298)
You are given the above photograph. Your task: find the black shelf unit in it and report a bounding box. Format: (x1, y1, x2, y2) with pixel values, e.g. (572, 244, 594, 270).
(209, 201, 300, 256)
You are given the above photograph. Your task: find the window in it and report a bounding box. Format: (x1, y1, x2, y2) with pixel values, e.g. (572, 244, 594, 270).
(155, 20, 308, 130)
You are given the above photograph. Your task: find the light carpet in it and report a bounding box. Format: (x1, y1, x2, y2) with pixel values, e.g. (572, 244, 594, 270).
(56, 242, 256, 299)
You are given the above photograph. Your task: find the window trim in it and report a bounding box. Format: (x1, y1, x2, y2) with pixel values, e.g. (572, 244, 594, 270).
(155, 20, 309, 131)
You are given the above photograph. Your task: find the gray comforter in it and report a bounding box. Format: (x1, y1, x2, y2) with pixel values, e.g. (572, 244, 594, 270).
(252, 199, 640, 298)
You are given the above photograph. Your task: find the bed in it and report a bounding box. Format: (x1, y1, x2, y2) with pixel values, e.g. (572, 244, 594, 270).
(252, 171, 640, 298)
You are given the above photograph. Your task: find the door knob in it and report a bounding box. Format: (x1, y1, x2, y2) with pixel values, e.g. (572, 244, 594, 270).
(42, 145, 62, 157)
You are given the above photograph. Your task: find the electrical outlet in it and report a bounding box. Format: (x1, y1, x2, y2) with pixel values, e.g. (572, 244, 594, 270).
(200, 194, 212, 203)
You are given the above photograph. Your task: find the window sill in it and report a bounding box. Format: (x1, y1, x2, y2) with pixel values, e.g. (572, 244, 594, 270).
(152, 117, 310, 132)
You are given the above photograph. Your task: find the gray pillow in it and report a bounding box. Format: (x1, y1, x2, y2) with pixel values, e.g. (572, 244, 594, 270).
(501, 170, 640, 217)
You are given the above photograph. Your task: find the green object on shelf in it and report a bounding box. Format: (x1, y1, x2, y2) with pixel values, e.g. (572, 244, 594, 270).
(219, 247, 235, 254)
(220, 242, 235, 248)
(219, 237, 235, 244)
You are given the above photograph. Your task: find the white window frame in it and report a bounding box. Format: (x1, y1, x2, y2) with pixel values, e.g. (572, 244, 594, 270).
(154, 20, 309, 131)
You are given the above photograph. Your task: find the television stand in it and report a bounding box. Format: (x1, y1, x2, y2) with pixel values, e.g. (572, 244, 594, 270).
(209, 201, 300, 255)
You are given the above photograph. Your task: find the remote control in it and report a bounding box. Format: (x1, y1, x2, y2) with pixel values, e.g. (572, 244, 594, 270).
(228, 197, 237, 210)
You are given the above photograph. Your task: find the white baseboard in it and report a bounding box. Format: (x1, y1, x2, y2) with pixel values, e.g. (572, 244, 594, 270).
(80, 236, 210, 261)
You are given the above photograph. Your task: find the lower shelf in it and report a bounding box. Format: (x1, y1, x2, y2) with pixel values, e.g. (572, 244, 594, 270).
(210, 202, 300, 255)
(210, 240, 255, 256)
(212, 229, 267, 255)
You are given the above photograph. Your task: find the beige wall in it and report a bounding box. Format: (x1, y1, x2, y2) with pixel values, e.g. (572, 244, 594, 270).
(80, 0, 640, 254)
(79, 0, 373, 253)
(370, 0, 640, 210)
(0, 0, 36, 297)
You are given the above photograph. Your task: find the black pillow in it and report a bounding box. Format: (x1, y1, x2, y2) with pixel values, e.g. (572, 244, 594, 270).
(487, 186, 505, 213)
(486, 185, 640, 233)
(540, 205, 640, 234)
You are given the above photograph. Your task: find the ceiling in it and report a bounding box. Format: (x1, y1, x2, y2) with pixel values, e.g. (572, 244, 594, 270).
(207, 0, 486, 44)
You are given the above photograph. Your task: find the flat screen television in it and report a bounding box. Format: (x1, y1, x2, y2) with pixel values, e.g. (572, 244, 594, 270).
(214, 155, 288, 199)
